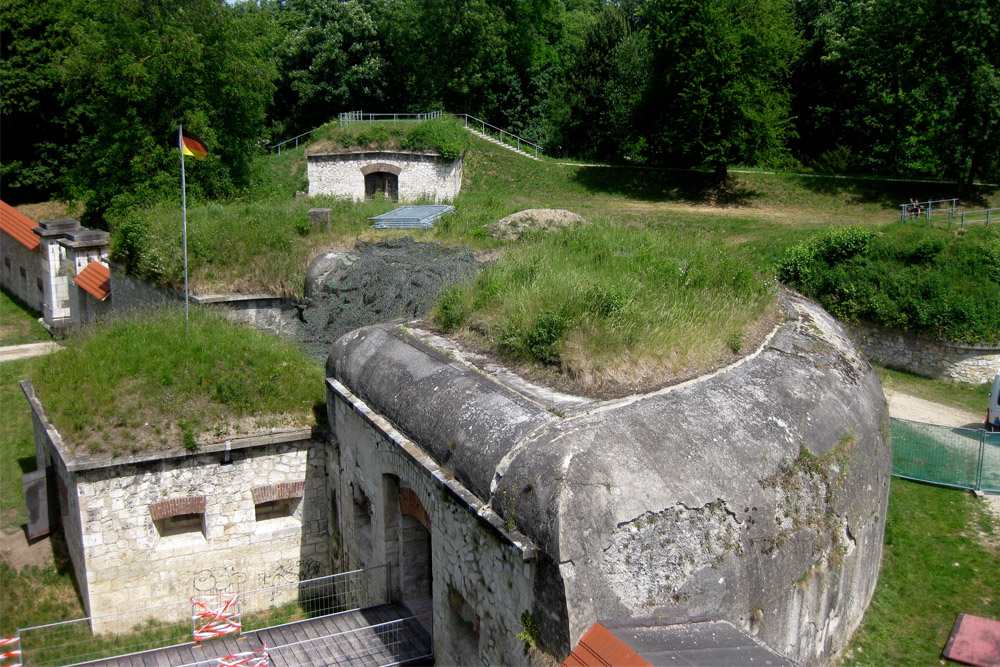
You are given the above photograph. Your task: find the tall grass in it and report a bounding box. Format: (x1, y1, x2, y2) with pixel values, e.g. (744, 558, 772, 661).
(436, 224, 776, 389)
(31, 307, 324, 457)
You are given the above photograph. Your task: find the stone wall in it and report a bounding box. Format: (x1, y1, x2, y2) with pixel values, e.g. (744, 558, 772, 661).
(844, 320, 1000, 384)
(1, 229, 44, 312)
(109, 262, 298, 336)
(306, 150, 462, 202)
(328, 378, 539, 667)
(22, 380, 330, 631)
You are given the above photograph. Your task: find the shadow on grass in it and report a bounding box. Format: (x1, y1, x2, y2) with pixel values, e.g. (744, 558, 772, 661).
(787, 173, 998, 209)
(569, 165, 759, 206)
(18, 455, 36, 475)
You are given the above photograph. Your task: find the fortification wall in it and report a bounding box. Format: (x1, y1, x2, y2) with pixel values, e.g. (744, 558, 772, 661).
(1, 230, 44, 312)
(844, 320, 999, 384)
(306, 151, 462, 202)
(328, 378, 538, 667)
(22, 379, 330, 631)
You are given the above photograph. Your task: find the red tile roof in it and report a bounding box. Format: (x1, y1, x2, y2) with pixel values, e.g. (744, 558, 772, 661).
(0, 200, 41, 252)
(563, 623, 651, 667)
(74, 261, 111, 301)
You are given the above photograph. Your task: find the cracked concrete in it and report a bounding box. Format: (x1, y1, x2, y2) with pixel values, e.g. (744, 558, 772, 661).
(327, 289, 891, 663)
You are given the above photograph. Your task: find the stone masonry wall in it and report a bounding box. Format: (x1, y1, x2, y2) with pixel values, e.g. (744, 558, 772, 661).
(109, 262, 298, 337)
(1, 230, 44, 313)
(73, 438, 329, 631)
(844, 320, 1000, 384)
(328, 378, 538, 667)
(22, 380, 330, 632)
(307, 151, 462, 202)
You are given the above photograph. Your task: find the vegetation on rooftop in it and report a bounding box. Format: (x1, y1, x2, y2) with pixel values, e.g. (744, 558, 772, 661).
(435, 223, 776, 390)
(306, 117, 472, 160)
(30, 308, 324, 458)
(778, 223, 1000, 345)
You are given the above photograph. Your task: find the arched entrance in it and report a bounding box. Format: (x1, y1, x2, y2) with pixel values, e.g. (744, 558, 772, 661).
(361, 163, 402, 202)
(365, 172, 398, 201)
(398, 485, 432, 620)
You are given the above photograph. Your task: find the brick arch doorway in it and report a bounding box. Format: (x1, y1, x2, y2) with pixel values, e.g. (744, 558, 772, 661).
(362, 163, 401, 202)
(382, 474, 432, 623)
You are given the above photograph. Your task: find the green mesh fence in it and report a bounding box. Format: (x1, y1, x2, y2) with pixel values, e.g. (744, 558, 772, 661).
(891, 418, 1000, 493)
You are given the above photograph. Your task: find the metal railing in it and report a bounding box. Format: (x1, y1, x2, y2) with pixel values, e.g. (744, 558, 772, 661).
(338, 110, 443, 125)
(951, 208, 998, 228)
(178, 613, 433, 667)
(16, 565, 391, 666)
(899, 198, 959, 222)
(891, 418, 1000, 494)
(267, 110, 544, 159)
(456, 113, 542, 159)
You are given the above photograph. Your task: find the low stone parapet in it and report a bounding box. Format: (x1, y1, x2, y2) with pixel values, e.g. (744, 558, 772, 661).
(843, 320, 999, 384)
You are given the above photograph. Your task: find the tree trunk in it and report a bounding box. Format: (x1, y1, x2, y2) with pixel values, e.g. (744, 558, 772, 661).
(713, 161, 729, 184)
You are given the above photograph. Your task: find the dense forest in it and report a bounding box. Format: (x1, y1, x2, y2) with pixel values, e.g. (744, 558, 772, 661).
(2, 0, 998, 224)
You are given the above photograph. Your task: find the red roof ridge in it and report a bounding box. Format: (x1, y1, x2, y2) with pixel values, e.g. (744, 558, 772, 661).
(74, 261, 111, 301)
(0, 200, 41, 252)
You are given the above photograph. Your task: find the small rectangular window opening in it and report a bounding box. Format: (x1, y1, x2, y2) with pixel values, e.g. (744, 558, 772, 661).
(155, 512, 204, 538)
(255, 497, 300, 522)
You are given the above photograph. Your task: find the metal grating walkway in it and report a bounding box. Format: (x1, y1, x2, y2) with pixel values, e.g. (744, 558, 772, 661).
(368, 205, 455, 230)
(73, 605, 432, 667)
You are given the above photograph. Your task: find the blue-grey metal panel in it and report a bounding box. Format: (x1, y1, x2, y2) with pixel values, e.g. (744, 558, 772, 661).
(368, 205, 455, 230)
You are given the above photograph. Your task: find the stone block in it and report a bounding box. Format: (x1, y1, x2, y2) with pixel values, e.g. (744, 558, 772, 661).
(308, 208, 332, 230)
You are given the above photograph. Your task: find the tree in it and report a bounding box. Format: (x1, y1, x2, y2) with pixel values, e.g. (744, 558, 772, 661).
(645, 0, 803, 181)
(0, 0, 74, 202)
(269, 0, 385, 138)
(54, 0, 279, 223)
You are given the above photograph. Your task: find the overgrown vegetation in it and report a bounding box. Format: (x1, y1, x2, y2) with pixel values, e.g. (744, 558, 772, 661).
(29, 308, 324, 457)
(778, 223, 1000, 344)
(307, 117, 472, 160)
(841, 479, 1000, 664)
(434, 223, 776, 389)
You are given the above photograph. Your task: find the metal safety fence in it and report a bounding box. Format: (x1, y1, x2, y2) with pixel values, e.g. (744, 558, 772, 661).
(891, 418, 1000, 494)
(177, 613, 433, 667)
(16, 565, 390, 666)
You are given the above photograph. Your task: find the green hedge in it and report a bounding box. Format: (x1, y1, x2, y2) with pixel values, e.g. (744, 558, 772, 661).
(777, 223, 1000, 344)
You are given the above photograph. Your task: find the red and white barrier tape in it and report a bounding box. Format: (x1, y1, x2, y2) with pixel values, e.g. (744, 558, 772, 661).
(216, 648, 269, 667)
(0, 636, 21, 666)
(191, 594, 241, 642)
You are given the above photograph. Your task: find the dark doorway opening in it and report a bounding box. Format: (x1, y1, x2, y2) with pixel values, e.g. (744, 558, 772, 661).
(365, 172, 399, 201)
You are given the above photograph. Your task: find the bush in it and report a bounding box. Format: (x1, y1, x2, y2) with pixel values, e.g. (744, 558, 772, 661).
(778, 224, 1000, 344)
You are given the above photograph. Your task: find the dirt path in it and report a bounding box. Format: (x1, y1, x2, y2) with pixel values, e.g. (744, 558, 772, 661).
(884, 388, 984, 429)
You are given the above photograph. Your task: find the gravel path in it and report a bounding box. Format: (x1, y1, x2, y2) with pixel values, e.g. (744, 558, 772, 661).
(884, 388, 984, 429)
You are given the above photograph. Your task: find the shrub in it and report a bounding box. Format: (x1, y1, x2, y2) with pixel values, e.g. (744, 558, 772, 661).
(778, 224, 1000, 344)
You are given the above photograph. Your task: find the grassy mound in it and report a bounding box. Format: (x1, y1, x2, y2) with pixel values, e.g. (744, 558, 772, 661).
(31, 308, 324, 458)
(778, 223, 1000, 344)
(435, 223, 777, 393)
(306, 116, 472, 159)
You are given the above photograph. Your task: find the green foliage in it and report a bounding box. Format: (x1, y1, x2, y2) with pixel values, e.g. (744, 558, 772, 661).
(517, 610, 542, 652)
(778, 224, 1000, 344)
(813, 145, 855, 175)
(645, 0, 803, 177)
(268, 0, 384, 138)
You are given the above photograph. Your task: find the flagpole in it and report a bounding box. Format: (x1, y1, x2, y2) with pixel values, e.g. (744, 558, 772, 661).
(179, 125, 189, 333)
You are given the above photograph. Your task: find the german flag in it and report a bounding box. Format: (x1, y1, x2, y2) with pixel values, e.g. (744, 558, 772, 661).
(181, 130, 208, 161)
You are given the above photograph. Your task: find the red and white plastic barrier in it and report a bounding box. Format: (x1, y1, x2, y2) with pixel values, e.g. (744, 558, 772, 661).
(191, 593, 242, 642)
(0, 636, 21, 667)
(216, 647, 269, 667)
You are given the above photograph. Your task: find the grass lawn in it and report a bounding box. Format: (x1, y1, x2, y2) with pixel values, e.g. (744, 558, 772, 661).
(0, 356, 42, 529)
(0, 289, 51, 346)
(841, 479, 1000, 665)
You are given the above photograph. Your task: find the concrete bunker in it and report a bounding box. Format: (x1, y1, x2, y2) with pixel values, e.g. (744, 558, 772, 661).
(325, 290, 892, 664)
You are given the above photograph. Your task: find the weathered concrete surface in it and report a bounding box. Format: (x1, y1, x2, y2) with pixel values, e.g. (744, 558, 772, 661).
(301, 238, 478, 359)
(327, 290, 891, 664)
